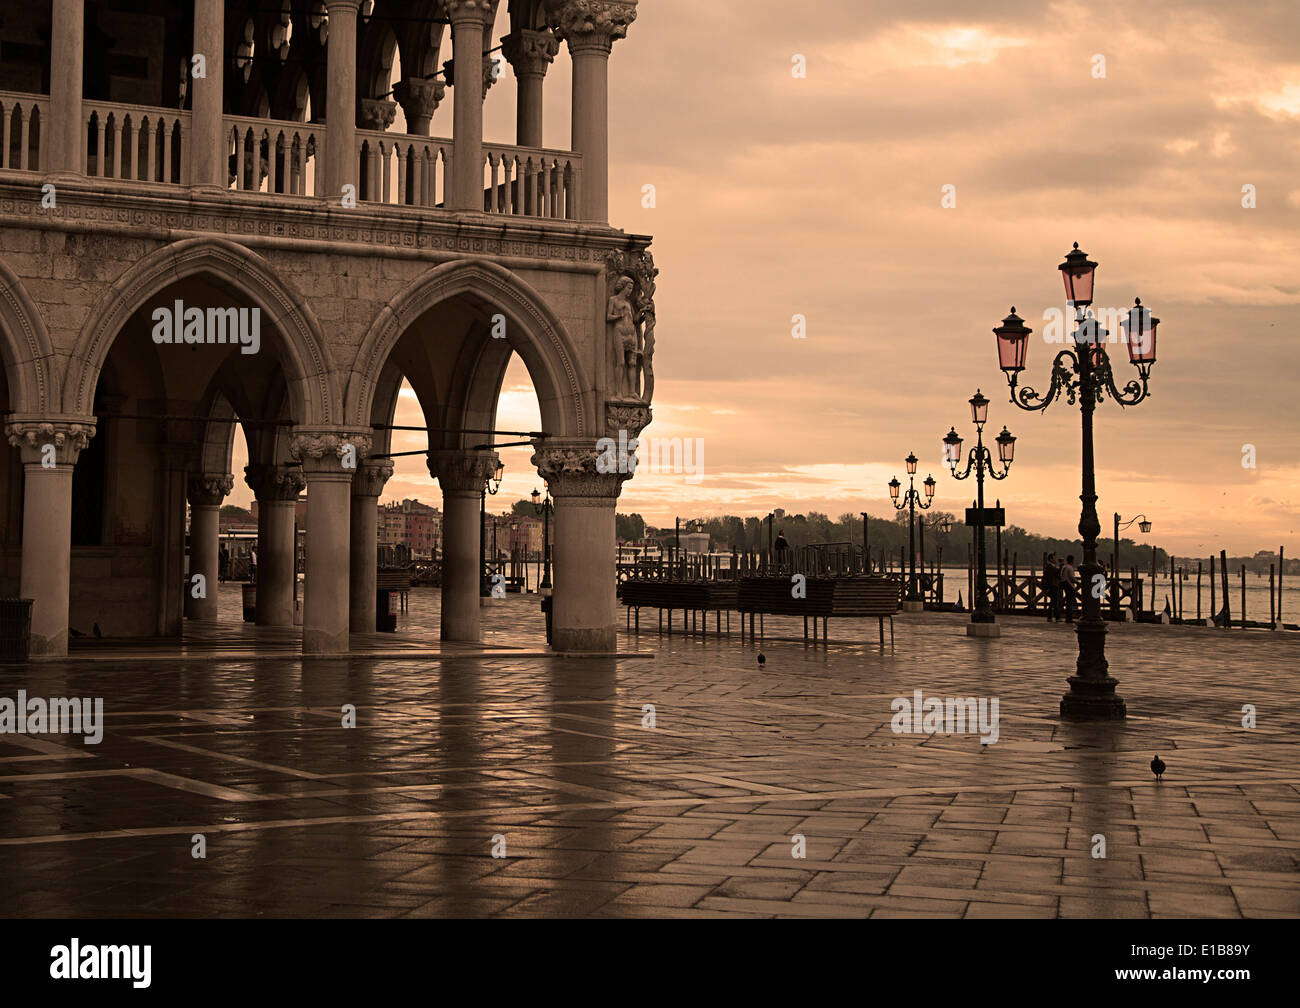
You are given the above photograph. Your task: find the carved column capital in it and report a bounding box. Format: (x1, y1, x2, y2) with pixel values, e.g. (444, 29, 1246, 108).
(352, 459, 395, 498)
(6, 416, 97, 466)
(187, 472, 234, 508)
(289, 428, 373, 477)
(358, 97, 397, 131)
(444, 0, 498, 26)
(547, 0, 637, 55)
(427, 449, 500, 494)
(392, 77, 446, 134)
(244, 463, 306, 503)
(443, 55, 502, 99)
(605, 402, 652, 439)
(501, 28, 559, 79)
(533, 440, 626, 503)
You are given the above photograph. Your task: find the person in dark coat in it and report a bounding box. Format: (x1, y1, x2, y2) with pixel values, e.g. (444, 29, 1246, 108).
(1060, 554, 1079, 622)
(774, 532, 790, 571)
(1043, 552, 1061, 621)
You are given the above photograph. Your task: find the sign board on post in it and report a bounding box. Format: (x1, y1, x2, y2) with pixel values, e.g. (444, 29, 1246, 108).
(965, 507, 1006, 527)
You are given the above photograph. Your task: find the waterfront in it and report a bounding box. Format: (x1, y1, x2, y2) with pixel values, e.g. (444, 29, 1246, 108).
(7, 589, 1298, 918)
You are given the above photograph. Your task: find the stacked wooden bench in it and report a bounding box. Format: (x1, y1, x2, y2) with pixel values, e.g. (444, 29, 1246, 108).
(737, 575, 903, 645)
(620, 574, 903, 645)
(620, 579, 740, 634)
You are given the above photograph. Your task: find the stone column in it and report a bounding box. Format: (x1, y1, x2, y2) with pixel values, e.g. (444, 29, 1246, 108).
(446, 0, 493, 210)
(191, 0, 226, 187)
(392, 78, 446, 137)
(533, 441, 628, 652)
(158, 443, 197, 636)
(549, 0, 637, 223)
(244, 464, 305, 626)
(428, 449, 499, 643)
(350, 459, 393, 633)
(6, 419, 96, 657)
(185, 473, 233, 621)
(325, 0, 362, 199)
(49, 0, 85, 175)
(291, 431, 370, 654)
(501, 29, 558, 148)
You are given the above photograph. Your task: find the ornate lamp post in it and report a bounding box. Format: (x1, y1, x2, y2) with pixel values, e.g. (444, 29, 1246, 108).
(1111, 513, 1152, 618)
(479, 458, 504, 596)
(943, 392, 1015, 635)
(889, 453, 936, 611)
(530, 486, 554, 642)
(994, 243, 1159, 720)
(530, 487, 554, 592)
(918, 513, 954, 592)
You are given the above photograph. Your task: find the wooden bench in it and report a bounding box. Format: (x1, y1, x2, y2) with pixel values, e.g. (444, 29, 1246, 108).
(737, 575, 903, 645)
(621, 579, 739, 634)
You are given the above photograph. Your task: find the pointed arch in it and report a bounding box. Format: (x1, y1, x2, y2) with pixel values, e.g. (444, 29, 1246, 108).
(345, 258, 592, 440)
(0, 257, 57, 415)
(63, 237, 338, 426)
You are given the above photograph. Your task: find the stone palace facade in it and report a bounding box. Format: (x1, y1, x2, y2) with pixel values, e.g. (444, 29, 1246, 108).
(0, 0, 654, 655)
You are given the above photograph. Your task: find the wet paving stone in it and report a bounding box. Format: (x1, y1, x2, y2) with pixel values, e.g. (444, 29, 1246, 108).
(1, 590, 1298, 917)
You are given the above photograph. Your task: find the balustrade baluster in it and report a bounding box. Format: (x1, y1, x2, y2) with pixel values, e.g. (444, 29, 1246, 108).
(266, 130, 278, 194)
(94, 113, 106, 176)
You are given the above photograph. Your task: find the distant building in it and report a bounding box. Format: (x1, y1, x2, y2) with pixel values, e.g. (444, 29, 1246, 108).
(680, 531, 710, 554)
(379, 499, 442, 559)
(506, 515, 545, 556)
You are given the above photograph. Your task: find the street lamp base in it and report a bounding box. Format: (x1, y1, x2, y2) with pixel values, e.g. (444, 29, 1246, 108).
(1060, 675, 1127, 720)
(966, 622, 1001, 637)
(900, 600, 925, 613)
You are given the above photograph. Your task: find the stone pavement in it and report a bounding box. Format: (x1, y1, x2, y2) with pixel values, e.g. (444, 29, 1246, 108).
(1, 588, 1297, 918)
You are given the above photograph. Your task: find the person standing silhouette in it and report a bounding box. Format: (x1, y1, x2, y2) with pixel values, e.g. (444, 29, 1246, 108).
(1060, 554, 1078, 623)
(1043, 552, 1061, 622)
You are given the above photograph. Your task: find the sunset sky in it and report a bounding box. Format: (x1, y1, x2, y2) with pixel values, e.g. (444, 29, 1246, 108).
(233, 1, 1300, 557)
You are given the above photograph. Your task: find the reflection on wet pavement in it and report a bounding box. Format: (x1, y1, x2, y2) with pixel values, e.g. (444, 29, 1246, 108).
(2, 589, 1298, 917)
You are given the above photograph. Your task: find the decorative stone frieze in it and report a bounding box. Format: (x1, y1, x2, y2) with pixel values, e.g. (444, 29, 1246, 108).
(0, 183, 650, 267)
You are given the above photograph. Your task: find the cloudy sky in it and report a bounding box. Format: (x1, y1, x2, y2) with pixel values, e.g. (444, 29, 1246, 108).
(243, 1, 1300, 557)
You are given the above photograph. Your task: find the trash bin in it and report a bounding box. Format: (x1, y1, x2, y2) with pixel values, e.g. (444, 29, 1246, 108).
(242, 584, 256, 623)
(376, 589, 398, 632)
(540, 592, 553, 645)
(0, 598, 33, 661)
